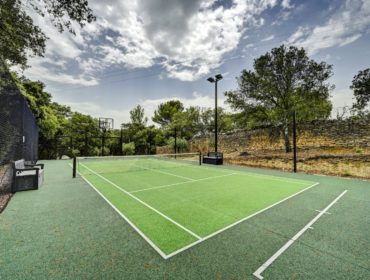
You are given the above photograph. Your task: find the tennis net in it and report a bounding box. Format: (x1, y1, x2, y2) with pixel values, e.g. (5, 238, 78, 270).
(74, 152, 201, 176)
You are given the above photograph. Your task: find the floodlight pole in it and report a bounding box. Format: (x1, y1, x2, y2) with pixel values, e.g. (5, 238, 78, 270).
(207, 74, 223, 153)
(215, 80, 218, 153)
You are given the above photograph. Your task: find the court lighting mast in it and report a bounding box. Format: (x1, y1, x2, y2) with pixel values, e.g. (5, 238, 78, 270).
(207, 74, 223, 153)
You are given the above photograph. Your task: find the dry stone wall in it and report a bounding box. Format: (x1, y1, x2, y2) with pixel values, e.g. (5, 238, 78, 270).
(189, 118, 370, 154)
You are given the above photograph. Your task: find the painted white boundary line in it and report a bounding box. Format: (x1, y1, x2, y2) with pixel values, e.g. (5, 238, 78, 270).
(80, 163, 202, 240)
(130, 173, 237, 194)
(68, 162, 169, 258)
(253, 190, 348, 280)
(80, 173, 169, 259)
(165, 182, 320, 259)
(201, 164, 316, 185)
(130, 163, 195, 181)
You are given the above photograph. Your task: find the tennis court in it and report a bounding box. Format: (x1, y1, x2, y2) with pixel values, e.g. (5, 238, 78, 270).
(2, 159, 370, 279)
(76, 153, 318, 258)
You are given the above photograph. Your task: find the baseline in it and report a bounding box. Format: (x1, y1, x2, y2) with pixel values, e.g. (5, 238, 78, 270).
(201, 164, 316, 185)
(253, 190, 348, 279)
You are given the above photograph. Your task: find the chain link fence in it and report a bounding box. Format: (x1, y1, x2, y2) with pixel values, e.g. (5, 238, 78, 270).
(0, 60, 39, 198)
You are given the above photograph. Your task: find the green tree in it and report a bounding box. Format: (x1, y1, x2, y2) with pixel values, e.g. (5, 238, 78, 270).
(130, 105, 147, 127)
(121, 105, 162, 154)
(64, 112, 101, 157)
(198, 107, 235, 135)
(225, 45, 333, 152)
(0, 0, 95, 68)
(171, 106, 201, 140)
(123, 142, 135, 155)
(167, 137, 188, 153)
(12, 74, 75, 158)
(152, 100, 184, 127)
(15, 77, 69, 138)
(350, 68, 370, 111)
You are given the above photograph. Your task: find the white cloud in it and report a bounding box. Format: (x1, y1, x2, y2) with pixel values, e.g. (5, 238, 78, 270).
(261, 35, 275, 41)
(91, 0, 278, 81)
(281, 0, 293, 9)
(287, 0, 370, 54)
(23, 0, 279, 84)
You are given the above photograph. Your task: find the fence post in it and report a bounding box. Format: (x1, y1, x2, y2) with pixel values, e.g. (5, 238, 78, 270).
(84, 129, 88, 156)
(174, 127, 177, 159)
(120, 129, 123, 155)
(101, 130, 105, 156)
(72, 157, 77, 178)
(292, 111, 297, 173)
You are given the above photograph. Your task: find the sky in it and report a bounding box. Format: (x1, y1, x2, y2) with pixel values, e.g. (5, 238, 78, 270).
(22, 0, 370, 127)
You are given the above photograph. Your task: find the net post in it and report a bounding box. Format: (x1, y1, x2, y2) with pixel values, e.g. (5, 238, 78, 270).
(72, 156, 77, 178)
(292, 111, 297, 173)
(199, 152, 202, 165)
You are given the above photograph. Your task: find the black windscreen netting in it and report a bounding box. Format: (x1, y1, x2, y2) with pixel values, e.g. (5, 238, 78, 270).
(0, 60, 39, 194)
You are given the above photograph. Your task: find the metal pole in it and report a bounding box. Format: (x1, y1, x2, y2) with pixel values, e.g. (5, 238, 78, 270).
(292, 111, 297, 173)
(174, 127, 177, 158)
(120, 129, 123, 155)
(84, 128, 88, 156)
(101, 130, 105, 156)
(215, 80, 218, 153)
(72, 157, 76, 178)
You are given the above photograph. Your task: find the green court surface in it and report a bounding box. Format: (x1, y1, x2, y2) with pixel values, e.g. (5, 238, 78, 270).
(77, 156, 317, 257)
(1, 159, 370, 279)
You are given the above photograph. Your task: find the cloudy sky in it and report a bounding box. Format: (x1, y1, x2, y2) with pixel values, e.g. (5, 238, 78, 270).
(23, 0, 370, 127)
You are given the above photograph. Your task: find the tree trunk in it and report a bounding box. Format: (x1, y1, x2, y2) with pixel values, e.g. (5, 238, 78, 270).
(283, 126, 291, 153)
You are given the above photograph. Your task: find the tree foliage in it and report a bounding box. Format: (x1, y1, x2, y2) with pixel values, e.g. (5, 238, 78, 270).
(152, 100, 184, 127)
(351, 68, 370, 111)
(0, 0, 95, 68)
(225, 45, 334, 152)
(130, 105, 147, 127)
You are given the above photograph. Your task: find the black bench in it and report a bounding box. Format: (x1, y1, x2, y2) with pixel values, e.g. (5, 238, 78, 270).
(202, 152, 223, 165)
(12, 159, 44, 192)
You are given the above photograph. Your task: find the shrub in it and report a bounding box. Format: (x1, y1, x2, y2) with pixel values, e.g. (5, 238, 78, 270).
(167, 137, 188, 153)
(101, 147, 110, 156)
(342, 170, 351, 177)
(123, 142, 135, 155)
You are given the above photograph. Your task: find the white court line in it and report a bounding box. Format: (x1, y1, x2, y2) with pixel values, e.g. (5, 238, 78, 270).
(253, 190, 348, 280)
(165, 182, 320, 259)
(72, 162, 320, 260)
(130, 173, 237, 194)
(78, 171, 169, 259)
(130, 162, 195, 181)
(80, 163, 202, 240)
(200, 164, 316, 185)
